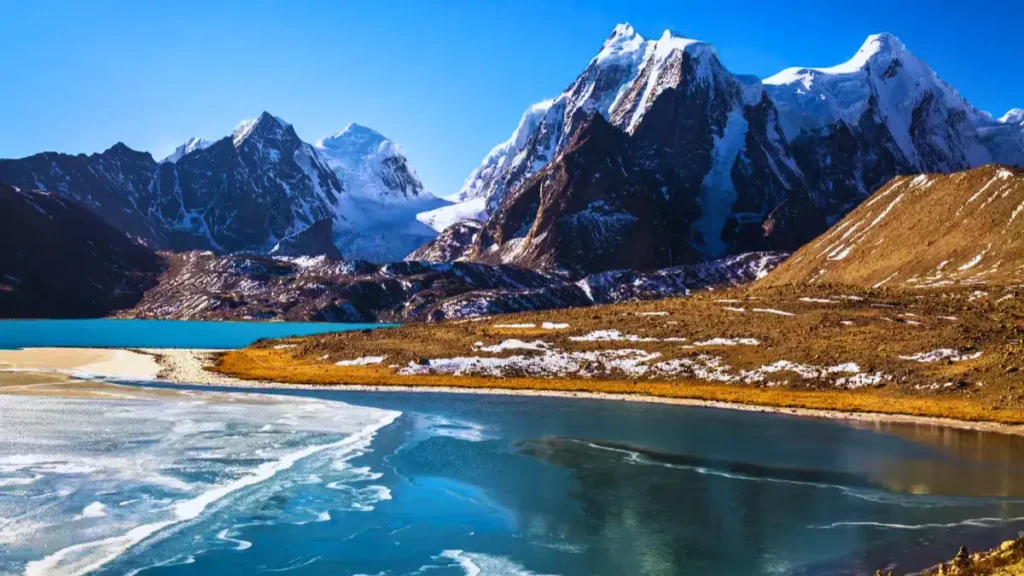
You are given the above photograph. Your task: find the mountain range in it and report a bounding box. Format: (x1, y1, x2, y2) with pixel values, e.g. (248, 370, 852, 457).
(0, 114, 446, 262)
(427, 25, 1024, 274)
(1, 24, 1022, 280)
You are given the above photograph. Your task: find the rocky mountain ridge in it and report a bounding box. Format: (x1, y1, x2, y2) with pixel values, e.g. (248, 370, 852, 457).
(0, 113, 442, 262)
(437, 25, 1023, 274)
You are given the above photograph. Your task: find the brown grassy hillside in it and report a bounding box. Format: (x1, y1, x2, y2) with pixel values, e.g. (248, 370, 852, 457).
(760, 165, 1024, 289)
(215, 283, 1024, 425)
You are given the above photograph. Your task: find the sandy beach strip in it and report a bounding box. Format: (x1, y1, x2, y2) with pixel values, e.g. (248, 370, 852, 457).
(0, 347, 161, 380)
(4, 346, 1024, 437)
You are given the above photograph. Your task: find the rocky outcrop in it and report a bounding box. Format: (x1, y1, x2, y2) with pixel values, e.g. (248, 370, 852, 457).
(462, 113, 701, 275)
(406, 221, 482, 262)
(0, 186, 165, 318)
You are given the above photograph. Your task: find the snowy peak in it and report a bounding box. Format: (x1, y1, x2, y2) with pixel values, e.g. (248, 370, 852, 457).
(233, 111, 296, 149)
(162, 136, 215, 163)
(314, 123, 427, 201)
(1000, 109, 1024, 125)
(842, 32, 907, 71)
(594, 22, 646, 64)
(763, 33, 912, 86)
(315, 123, 390, 161)
(651, 29, 714, 60)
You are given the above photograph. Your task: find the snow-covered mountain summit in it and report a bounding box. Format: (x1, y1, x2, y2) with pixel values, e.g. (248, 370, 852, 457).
(763, 32, 990, 169)
(1000, 109, 1024, 125)
(454, 24, 731, 213)
(162, 136, 215, 164)
(434, 24, 1023, 273)
(0, 111, 439, 262)
(315, 123, 428, 201)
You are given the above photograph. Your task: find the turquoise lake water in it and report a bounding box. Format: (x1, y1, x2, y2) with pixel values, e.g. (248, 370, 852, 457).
(0, 318, 391, 349)
(3, 321, 1024, 575)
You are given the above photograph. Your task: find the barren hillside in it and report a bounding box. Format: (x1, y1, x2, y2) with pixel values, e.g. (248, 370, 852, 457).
(760, 165, 1024, 289)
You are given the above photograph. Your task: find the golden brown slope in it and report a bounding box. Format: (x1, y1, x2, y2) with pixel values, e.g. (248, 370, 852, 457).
(760, 165, 1024, 289)
(214, 284, 1024, 426)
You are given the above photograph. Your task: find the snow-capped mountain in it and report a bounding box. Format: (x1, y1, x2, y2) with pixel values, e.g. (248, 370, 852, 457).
(315, 123, 427, 200)
(162, 136, 215, 163)
(0, 113, 441, 261)
(439, 24, 1023, 272)
(1000, 109, 1024, 125)
(314, 123, 448, 261)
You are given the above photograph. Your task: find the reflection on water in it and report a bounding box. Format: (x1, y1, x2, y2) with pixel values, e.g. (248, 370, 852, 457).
(6, 383, 1024, 575)
(851, 421, 1024, 498)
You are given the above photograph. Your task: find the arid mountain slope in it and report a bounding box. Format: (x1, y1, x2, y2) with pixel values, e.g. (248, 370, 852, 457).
(0, 186, 165, 318)
(760, 165, 1024, 289)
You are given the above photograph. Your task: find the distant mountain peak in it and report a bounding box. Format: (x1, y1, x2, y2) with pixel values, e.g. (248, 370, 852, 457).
(1000, 108, 1024, 125)
(594, 23, 645, 64)
(653, 29, 713, 56)
(232, 112, 292, 147)
(315, 123, 389, 154)
(162, 136, 215, 163)
(764, 32, 911, 86)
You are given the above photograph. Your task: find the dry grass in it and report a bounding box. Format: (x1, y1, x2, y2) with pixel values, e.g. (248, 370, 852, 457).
(761, 165, 1024, 289)
(214, 283, 1024, 425)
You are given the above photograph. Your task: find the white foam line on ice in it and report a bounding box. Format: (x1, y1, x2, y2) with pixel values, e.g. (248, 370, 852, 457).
(23, 410, 400, 576)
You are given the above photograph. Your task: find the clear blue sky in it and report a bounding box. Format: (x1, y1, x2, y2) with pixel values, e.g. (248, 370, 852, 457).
(1, 0, 1019, 195)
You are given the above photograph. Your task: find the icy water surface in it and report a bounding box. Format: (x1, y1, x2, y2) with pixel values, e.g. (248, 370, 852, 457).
(5, 382, 1024, 575)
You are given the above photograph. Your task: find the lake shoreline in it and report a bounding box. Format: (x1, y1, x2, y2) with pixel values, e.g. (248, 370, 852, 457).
(142, 347, 1024, 438)
(5, 345, 1024, 438)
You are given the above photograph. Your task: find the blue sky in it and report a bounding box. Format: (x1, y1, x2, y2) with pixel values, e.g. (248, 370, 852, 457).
(1, 0, 1019, 195)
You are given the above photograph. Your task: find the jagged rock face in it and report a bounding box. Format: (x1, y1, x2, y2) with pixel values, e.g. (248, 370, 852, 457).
(0, 113, 343, 254)
(0, 186, 165, 318)
(406, 221, 481, 262)
(153, 114, 343, 252)
(270, 219, 344, 260)
(448, 26, 1023, 273)
(463, 113, 700, 275)
(759, 165, 1024, 289)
